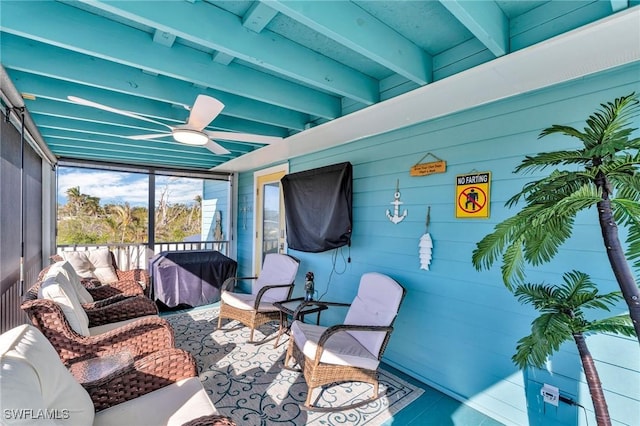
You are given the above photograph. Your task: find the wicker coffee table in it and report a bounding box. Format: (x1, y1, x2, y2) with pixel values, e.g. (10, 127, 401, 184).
(273, 297, 327, 347)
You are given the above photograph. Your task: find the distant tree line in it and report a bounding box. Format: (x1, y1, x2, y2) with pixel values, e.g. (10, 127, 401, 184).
(57, 186, 202, 244)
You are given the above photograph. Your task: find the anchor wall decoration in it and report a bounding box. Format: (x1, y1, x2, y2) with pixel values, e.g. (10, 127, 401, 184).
(386, 179, 408, 224)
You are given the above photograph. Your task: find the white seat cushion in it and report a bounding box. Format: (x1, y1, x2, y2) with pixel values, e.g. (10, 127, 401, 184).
(48, 260, 94, 304)
(220, 291, 278, 312)
(89, 315, 159, 336)
(62, 251, 97, 280)
(93, 377, 217, 426)
(344, 272, 403, 356)
(62, 249, 119, 284)
(252, 253, 298, 301)
(87, 248, 119, 283)
(39, 271, 91, 336)
(291, 321, 380, 371)
(0, 325, 95, 425)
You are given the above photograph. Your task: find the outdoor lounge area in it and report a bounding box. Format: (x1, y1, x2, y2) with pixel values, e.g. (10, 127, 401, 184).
(3, 254, 501, 425)
(2, 2, 640, 425)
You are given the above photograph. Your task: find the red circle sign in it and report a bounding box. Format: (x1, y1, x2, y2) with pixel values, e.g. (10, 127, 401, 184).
(458, 186, 486, 213)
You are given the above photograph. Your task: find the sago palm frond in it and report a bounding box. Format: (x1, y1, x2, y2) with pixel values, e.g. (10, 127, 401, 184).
(514, 283, 557, 309)
(514, 150, 591, 173)
(473, 204, 576, 286)
(547, 185, 602, 216)
(625, 221, 640, 271)
(522, 216, 573, 266)
(512, 333, 553, 369)
(538, 124, 590, 145)
(582, 94, 638, 148)
(611, 170, 640, 201)
(530, 312, 572, 349)
(507, 170, 591, 207)
(626, 135, 640, 150)
(598, 151, 640, 172)
(480, 186, 600, 285)
(501, 239, 526, 288)
(472, 214, 526, 271)
(587, 315, 636, 336)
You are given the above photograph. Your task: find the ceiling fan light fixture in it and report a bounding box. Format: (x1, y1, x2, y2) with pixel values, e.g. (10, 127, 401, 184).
(173, 128, 209, 146)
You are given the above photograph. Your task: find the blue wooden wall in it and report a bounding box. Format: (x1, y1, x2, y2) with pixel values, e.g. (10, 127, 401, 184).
(235, 62, 640, 426)
(202, 179, 229, 243)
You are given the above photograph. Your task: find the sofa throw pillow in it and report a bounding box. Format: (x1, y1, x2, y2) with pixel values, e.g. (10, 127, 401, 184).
(54, 260, 94, 304)
(39, 271, 91, 336)
(87, 248, 119, 283)
(62, 251, 96, 280)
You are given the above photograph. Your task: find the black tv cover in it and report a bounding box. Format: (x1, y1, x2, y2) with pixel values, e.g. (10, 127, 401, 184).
(281, 162, 352, 253)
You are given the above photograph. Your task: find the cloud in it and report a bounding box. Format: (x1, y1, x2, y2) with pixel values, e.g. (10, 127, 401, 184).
(58, 169, 202, 206)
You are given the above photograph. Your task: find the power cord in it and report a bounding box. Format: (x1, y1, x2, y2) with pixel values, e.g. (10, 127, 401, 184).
(317, 246, 348, 301)
(559, 395, 589, 426)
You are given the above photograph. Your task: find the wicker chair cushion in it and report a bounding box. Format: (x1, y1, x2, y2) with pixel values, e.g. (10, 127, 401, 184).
(220, 291, 279, 312)
(88, 248, 120, 283)
(290, 321, 380, 370)
(93, 377, 217, 426)
(344, 272, 404, 357)
(39, 270, 91, 336)
(252, 253, 299, 301)
(63, 248, 119, 283)
(62, 250, 97, 279)
(52, 260, 94, 304)
(0, 324, 95, 425)
(89, 315, 159, 336)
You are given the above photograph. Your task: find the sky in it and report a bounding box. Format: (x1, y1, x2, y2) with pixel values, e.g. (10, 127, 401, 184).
(57, 167, 203, 207)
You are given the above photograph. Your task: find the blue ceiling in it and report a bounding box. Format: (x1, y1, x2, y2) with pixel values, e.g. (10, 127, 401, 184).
(1, 0, 635, 171)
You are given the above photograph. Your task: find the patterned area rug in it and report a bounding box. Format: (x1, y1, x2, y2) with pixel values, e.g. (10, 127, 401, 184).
(164, 307, 423, 426)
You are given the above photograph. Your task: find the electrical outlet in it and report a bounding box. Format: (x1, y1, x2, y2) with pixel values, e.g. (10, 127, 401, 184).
(541, 383, 559, 406)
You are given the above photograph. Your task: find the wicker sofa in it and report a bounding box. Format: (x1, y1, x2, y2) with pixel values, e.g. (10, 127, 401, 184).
(28, 261, 158, 326)
(51, 247, 149, 296)
(0, 324, 231, 425)
(22, 267, 173, 364)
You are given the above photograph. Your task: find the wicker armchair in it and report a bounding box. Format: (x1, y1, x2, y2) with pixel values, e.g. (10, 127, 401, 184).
(284, 272, 406, 411)
(22, 269, 173, 364)
(68, 347, 199, 411)
(51, 248, 150, 296)
(217, 253, 300, 342)
(42, 257, 145, 299)
(182, 415, 237, 426)
(22, 298, 174, 364)
(26, 283, 158, 326)
(1, 325, 223, 426)
(29, 261, 158, 326)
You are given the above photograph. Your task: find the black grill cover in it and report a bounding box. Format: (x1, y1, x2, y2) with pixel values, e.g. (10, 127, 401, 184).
(281, 162, 352, 253)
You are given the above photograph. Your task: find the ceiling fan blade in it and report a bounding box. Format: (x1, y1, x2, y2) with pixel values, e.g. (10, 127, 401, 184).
(67, 96, 173, 130)
(127, 133, 172, 140)
(187, 95, 224, 130)
(204, 140, 230, 155)
(204, 131, 283, 145)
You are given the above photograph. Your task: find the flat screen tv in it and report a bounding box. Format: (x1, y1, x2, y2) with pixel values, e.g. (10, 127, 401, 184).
(281, 162, 352, 253)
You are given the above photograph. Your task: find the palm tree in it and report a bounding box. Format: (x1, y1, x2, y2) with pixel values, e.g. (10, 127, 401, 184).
(65, 186, 82, 217)
(513, 271, 634, 426)
(472, 93, 640, 342)
(112, 203, 133, 243)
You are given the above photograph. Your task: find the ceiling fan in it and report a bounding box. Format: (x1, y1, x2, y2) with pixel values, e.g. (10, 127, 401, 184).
(67, 94, 283, 155)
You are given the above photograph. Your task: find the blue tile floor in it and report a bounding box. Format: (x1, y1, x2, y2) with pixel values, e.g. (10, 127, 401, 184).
(379, 363, 505, 426)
